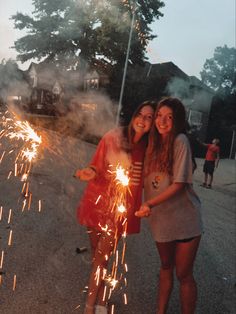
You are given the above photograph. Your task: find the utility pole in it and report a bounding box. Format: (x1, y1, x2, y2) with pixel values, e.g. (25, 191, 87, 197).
(116, 5, 136, 125)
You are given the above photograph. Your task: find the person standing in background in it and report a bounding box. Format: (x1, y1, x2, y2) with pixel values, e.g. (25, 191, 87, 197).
(200, 138, 220, 189)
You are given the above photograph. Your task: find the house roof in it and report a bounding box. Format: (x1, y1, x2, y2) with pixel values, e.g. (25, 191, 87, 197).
(145, 61, 189, 81)
(129, 61, 214, 94)
(26, 61, 64, 90)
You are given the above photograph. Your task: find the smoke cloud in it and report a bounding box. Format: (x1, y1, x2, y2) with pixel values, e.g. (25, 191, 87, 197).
(59, 90, 117, 139)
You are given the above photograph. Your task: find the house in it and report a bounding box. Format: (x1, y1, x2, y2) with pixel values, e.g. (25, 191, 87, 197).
(124, 61, 215, 140)
(24, 60, 110, 115)
(25, 62, 64, 115)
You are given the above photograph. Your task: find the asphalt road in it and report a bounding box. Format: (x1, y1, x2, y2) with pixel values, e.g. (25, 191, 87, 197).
(0, 126, 235, 314)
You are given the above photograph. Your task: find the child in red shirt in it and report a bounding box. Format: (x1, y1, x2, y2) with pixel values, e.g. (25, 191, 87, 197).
(200, 138, 220, 188)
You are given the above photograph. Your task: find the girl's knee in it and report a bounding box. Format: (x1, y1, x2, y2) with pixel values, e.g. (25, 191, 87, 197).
(160, 262, 174, 271)
(176, 271, 194, 284)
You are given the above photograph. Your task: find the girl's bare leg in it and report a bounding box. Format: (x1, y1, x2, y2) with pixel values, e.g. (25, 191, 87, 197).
(155, 241, 176, 314)
(84, 232, 115, 313)
(175, 236, 201, 314)
(87, 227, 100, 260)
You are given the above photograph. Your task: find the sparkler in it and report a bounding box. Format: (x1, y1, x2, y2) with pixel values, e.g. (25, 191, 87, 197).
(96, 164, 130, 307)
(0, 109, 42, 202)
(0, 108, 43, 290)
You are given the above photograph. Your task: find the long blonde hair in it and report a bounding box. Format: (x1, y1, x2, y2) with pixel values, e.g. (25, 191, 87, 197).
(146, 97, 187, 176)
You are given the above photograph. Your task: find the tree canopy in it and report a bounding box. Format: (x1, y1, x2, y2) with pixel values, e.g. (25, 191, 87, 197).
(200, 45, 236, 95)
(200, 45, 236, 155)
(11, 0, 164, 69)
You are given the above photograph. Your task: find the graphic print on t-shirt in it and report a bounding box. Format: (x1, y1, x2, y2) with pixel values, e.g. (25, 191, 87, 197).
(152, 175, 163, 189)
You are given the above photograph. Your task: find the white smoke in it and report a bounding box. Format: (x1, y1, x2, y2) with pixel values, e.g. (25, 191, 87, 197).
(58, 90, 117, 139)
(166, 76, 213, 113)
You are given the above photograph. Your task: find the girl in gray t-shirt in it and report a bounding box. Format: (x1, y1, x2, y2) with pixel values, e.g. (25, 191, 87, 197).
(135, 97, 203, 314)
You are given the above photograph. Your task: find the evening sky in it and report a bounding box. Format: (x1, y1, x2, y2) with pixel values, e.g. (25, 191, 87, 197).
(0, 0, 235, 78)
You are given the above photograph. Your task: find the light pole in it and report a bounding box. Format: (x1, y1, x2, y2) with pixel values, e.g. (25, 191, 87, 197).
(116, 5, 136, 125)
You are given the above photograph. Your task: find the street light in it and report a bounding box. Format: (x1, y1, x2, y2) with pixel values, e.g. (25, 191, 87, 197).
(116, 4, 136, 125)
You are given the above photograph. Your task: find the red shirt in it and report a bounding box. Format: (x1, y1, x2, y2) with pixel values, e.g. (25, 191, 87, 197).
(205, 144, 220, 161)
(77, 128, 146, 235)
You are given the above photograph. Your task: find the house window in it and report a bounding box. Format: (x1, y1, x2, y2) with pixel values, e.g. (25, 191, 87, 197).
(52, 82, 61, 95)
(85, 78, 99, 90)
(188, 110, 202, 128)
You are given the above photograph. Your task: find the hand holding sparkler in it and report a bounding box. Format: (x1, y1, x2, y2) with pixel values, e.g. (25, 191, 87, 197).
(74, 167, 96, 181)
(135, 203, 151, 218)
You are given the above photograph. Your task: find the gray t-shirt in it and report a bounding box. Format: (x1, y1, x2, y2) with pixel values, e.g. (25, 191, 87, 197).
(144, 134, 203, 242)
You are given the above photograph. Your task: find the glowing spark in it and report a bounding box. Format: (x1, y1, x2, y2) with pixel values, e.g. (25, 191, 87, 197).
(0, 129, 5, 139)
(124, 293, 128, 304)
(106, 276, 119, 290)
(117, 204, 126, 213)
(6, 117, 42, 163)
(21, 182, 26, 194)
(115, 250, 119, 267)
(115, 166, 129, 186)
(8, 230, 13, 246)
(102, 285, 107, 301)
(74, 304, 81, 310)
(122, 217, 127, 226)
(0, 206, 3, 220)
(8, 120, 41, 144)
(121, 243, 127, 264)
(95, 266, 101, 286)
(12, 274, 16, 291)
(22, 199, 27, 212)
(111, 304, 115, 314)
(0, 151, 5, 163)
(21, 173, 28, 182)
(38, 200, 42, 212)
(98, 223, 112, 235)
(25, 182, 29, 197)
(102, 268, 107, 280)
(22, 148, 37, 162)
(28, 193, 32, 210)
(14, 163, 18, 176)
(7, 171, 12, 180)
(0, 251, 4, 269)
(95, 194, 102, 205)
(7, 209, 12, 224)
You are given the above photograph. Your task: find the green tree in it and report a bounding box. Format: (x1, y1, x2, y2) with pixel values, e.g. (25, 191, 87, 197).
(201, 46, 236, 156)
(11, 0, 164, 69)
(200, 45, 236, 95)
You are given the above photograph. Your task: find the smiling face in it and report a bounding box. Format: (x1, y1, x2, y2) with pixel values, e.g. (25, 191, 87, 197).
(132, 105, 154, 140)
(155, 105, 173, 138)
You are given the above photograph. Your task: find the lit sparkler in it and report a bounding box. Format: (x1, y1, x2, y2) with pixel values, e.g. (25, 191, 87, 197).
(117, 204, 127, 214)
(7, 119, 42, 163)
(0, 108, 43, 290)
(115, 166, 129, 186)
(96, 164, 130, 307)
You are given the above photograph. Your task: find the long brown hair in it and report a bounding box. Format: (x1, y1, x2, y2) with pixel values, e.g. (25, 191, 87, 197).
(122, 100, 157, 151)
(146, 97, 187, 175)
